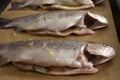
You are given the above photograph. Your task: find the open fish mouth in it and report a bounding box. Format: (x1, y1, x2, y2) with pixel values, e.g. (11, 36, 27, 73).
(0, 40, 115, 75)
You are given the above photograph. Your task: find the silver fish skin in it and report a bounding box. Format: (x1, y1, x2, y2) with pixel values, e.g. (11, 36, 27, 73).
(9, 0, 104, 10)
(0, 40, 115, 75)
(0, 10, 108, 36)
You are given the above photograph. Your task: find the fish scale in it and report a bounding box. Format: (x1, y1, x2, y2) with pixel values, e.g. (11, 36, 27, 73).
(9, 0, 104, 10)
(0, 10, 108, 36)
(0, 39, 115, 75)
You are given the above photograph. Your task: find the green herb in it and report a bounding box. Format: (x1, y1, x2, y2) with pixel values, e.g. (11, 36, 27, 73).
(43, 67, 52, 73)
(61, 69, 65, 72)
(45, 48, 54, 56)
(16, 67, 21, 71)
(32, 65, 36, 71)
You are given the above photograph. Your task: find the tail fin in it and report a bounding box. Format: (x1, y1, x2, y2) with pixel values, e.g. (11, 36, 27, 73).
(0, 18, 10, 28)
(9, 2, 21, 10)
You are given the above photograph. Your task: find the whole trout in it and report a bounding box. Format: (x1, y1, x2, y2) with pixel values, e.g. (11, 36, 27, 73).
(9, 0, 105, 10)
(0, 10, 108, 36)
(0, 40, 115, 75)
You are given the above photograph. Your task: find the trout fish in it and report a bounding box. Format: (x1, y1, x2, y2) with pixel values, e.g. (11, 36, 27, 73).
(9, 0, 105, 10)
(0, 10, 108, 36)
(0, 39, 115, 75)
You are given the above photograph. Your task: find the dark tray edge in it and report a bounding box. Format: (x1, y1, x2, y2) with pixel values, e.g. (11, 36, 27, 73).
(0, 0, 11, 14)
(109, 0, 120, 42)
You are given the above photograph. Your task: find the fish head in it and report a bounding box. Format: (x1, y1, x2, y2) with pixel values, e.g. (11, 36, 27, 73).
(84, 43, 115, 65)
(83, 12, 108, 30)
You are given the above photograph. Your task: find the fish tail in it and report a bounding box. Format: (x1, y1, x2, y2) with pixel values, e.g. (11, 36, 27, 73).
(9, 2, 21, 10)
(0, 18, 11, 29)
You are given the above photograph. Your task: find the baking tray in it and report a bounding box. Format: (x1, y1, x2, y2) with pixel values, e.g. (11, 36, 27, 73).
(0, 0, 120, 80)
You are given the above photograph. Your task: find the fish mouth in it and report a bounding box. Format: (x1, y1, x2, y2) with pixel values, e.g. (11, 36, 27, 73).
(84, 43, 115, 65)
(84, 12, 108, 30)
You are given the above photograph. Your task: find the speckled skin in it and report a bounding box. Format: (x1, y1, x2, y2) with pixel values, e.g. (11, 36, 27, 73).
(9, 0, 105, 10)
(0, 10, 108, 36)
(0, 40, 115, 75)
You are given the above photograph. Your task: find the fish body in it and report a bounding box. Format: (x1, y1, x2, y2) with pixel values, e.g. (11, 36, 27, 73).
(0, 10, 108, 36)
(9, 0, 104, 10)
(0, 40, 115, 75)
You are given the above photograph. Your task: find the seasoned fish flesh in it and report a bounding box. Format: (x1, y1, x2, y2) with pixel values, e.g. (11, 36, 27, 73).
(9, 0, 105, 10)
(0, 10, 108, 36)
(0, 40, 115, 75)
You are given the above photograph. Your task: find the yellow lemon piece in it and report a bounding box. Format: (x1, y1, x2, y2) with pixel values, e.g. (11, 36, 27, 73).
(28, 42, 34, 47)
(45, 48, 54, 56)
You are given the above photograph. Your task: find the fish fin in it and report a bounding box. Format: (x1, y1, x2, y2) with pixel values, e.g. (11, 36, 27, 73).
(0, 18, 11, 29)
(0, 56, 10, 66)
(9, 2, 21, 10)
